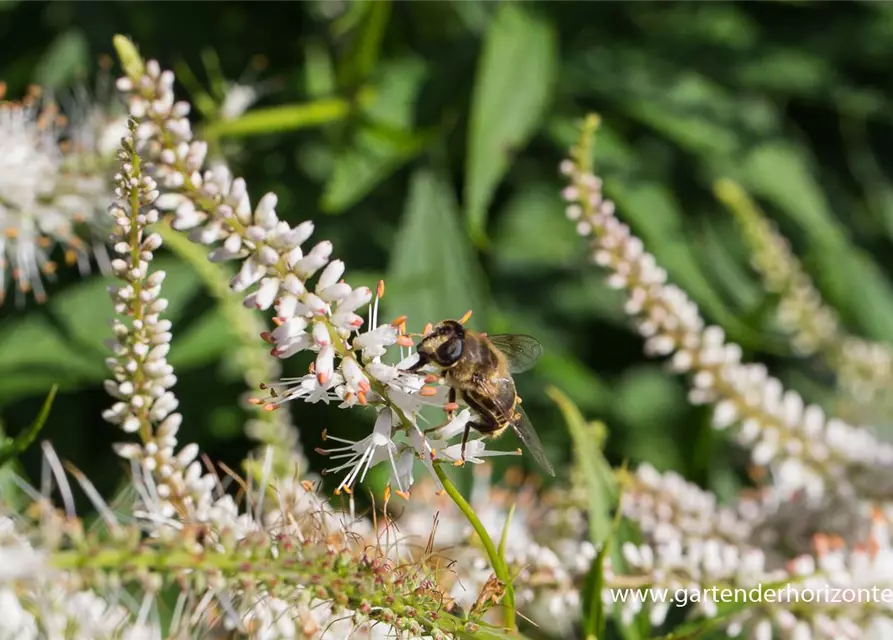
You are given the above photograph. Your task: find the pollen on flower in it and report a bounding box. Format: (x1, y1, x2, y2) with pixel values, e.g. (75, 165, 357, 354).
(423, 322, 433, 335)
(376, 279, 386, 299)
(424, 374, 439, 384)
(458, 309, 473, 325)
(443, 402, 459, 413)
(419, 386, 438, 397)
(390, 314, 407, 327)
(395, 490, 410, 500)
(397, 335, 414, 347)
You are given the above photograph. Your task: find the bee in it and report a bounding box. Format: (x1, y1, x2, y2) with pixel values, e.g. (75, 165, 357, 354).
(407, 319, 555, 476)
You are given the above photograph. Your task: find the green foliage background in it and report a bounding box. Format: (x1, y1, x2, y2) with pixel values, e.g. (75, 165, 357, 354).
(2, 1, 893, 526)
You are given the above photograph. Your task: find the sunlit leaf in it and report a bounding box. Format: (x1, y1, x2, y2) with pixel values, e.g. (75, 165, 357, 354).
(465, 3, 557, 245)
(204, 98, 353, 138)
(304, 40, 335, 98)
(547, 387, 616, 544)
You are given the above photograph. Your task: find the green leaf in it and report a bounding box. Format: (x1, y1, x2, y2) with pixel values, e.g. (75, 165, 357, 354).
(321, 58, 433, 213)
(321, 123, 433, 213)
(581, 470, 626, 640)
(204, 98, 353, 138)
(337, 0, 391, 87)
(812, 243, 893, 343)
(386, 168, 488, 329)
(33, 30, 88, 88)
(741, 141, 847, 246)
(0, 385, 57, 467)
(546, 387, 616, 544)
(0, 257, 206, 403)
(465, 3, 557, 245)
(168, 306, 232, 370)
(614, 367, 686, 471)
(492, 183, 585, 271)
(304, 40, 336, 98)
(498, 502, 515, 562)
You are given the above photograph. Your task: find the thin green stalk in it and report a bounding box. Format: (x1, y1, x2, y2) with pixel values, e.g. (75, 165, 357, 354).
(433, 463, 516, 632)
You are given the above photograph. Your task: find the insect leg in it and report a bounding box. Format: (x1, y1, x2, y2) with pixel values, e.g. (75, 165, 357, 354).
(446, 387, 456, 420)
(457, 422, 472, 467)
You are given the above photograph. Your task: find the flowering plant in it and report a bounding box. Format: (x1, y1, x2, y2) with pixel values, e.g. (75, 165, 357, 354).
(0, 27, 891, 640)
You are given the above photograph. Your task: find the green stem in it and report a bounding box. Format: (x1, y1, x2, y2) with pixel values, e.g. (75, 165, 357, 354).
(433, 462, 516, 632)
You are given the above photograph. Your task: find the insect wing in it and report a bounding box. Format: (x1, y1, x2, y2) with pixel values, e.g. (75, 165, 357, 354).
(488, 334, 543, 374)
(511, 404, 555, 476)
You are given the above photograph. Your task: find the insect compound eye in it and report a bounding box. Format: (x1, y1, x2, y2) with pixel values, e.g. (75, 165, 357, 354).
(436, 337, 464, 365)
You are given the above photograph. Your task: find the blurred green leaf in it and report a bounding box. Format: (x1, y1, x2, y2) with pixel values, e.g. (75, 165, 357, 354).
(492, 183, 585, 271)
(387, 168, 488, 328)
(337, 0, 390, 87)
(547, 387, 616, 544)
(169, 307, 232, 370)
(465, 3, 557, 245)
(615, 367, 686, 470)
(0, 385, 56, 467)
(451, 0, 492, 34)
(813, 244, 893, 343)
(698, 217, 762, 312)
(321, 58, 432, 213)
(614, 368, 683, 427)
(0, 257, 206, 402)
(738, 49, 832, 94)
(204, 98, 353, 138)
(304, 40, 336, 98)
(741, 141, 847, 246)
(581, 473, 625, 640)
(34, 29, 88, 88)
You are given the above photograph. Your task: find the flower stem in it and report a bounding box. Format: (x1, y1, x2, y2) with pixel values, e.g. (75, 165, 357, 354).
(433, 462, 516, 631)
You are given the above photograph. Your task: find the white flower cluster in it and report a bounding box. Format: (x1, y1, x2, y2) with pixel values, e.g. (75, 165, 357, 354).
(612, 465, 893, 639)
(102, 121, 369, 549)
(114, 57, 500, 497)
(102, 123, 214, 527)
(559, 154, 893, 503)
(0, 83, 124, 304)
(0, 515, 157, 640)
